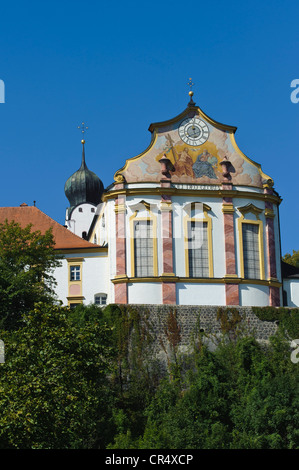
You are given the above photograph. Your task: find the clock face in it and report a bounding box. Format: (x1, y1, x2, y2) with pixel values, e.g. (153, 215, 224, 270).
(178, 117, 209, 146)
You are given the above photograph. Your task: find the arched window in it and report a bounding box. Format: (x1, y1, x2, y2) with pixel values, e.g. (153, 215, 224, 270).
(129, 203, 158, 278)
(184, 202, 213, 278)
(237, 204, 265, 280)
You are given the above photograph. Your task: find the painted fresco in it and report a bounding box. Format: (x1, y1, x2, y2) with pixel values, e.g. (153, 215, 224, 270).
(115, 109, 270, 188)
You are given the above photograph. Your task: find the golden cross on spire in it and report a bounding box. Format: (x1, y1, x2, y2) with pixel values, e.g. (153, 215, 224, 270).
(78, 122, 88, 143)
(187, 78, 195, 106)
(188, 78, 194, 91)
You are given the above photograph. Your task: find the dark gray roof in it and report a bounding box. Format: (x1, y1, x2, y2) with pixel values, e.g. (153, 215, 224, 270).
(281, 260, 299, 279)
(65, 143, 104, 212)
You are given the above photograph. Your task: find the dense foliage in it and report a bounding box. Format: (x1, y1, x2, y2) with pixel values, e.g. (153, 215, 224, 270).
(0, 220, 61, 330)
(0, 302, 298, 449)
(283, 250, 299, 268)
(0, 222, 298, 448)
(0, 303, 115, 448)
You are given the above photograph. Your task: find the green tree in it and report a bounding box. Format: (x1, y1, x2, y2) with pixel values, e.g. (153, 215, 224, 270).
(136, 345, 232, 449)
(0, 302, 115, 449)
(0, 220, 61, 329)
(283, 250, 299, 268)
(121, 334, 299, 450)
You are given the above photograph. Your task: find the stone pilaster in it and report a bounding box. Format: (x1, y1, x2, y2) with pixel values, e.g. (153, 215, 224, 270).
(161, 198, 176, 304)
(159, 155, 176, 304)
(221, 162, 239, 305)
(114, 193, 128, 304)
(222, 197, 239, 305)
(264, 185, 280, 306)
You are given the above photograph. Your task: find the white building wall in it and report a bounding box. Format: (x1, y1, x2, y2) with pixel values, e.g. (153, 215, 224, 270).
(96, 187, 283, 308)
(82, 254, 109, 304)
(52, 253, 109, 306)
(66, 203, 97, 238)
(128, 283, 162, 304)
(106, 199, 116, 303)
(53, 260, 69, 305)
(239, 284, 269, 306)
(177, 283, 226, 305)
(283, 279, 299, 307)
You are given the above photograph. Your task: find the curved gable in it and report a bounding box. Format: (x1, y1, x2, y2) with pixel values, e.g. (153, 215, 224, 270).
(114, 102, 273, 189)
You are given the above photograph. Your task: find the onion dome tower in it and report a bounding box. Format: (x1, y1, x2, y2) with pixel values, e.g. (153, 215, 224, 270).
(64, 135, 104, 237)
(65, 139, 104, 213)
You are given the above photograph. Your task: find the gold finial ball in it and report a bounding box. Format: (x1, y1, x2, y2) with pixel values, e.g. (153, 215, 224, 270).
(189, 90, 194, 97)
(81, 139, 85, 144)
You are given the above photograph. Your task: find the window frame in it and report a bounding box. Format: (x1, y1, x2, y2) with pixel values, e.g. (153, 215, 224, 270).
(130, 208, 158, 278)
(94, 293, 107, 306)
(184, 203, 213, 278)
(238, 218, 265, 280)
(70, 264, 81, 281)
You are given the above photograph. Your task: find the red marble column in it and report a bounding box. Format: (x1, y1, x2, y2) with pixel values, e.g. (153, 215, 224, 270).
(222, 179, 239, 305)
(161, 196, 176, 304)
(114, 194, 128, 304)
(223, 201, 237, 276)
(159, 155, 176, 304)
(264, 186, 280, 306)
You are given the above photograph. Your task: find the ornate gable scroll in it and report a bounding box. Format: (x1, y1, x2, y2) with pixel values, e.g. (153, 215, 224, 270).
(114, 104, 273, 189)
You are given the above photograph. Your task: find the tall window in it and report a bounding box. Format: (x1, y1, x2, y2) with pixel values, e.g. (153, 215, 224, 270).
(188, 221, 209, 277)
(134, 220, 154, 277)
(70, 265, 81, 281)
(242, 223, 260, 279)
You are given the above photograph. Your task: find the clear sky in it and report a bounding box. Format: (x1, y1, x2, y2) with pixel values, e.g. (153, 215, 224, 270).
(0, 0, 298, 255)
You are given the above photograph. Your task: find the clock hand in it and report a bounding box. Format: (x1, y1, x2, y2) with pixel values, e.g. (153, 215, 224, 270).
(192, 115, 196, 130)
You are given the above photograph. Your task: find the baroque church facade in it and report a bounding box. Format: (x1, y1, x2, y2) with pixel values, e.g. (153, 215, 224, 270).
(1, 91, 298, 308)
(60, 91, 298, 308)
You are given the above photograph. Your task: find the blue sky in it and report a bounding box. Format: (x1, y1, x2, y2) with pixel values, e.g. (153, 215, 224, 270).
(0, 0, 298, 255)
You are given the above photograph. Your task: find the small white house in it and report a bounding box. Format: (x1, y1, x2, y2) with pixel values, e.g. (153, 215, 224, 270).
(0, 205, 108, 308)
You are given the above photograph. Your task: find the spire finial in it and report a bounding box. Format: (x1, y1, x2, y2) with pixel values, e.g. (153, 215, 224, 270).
(78, 122, 89, 140)
(187, 78, 196, 107)
(77, 122, 88, 168)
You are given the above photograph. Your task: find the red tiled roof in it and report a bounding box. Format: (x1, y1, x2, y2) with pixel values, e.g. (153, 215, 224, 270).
(0, 205, 98, 250)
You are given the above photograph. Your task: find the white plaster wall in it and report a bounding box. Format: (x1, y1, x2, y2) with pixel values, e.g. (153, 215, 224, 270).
(106, 199, 116, 303)
(176, 283, 226, 306)
(99, 190, 282, 307)
(239, 284, 269, 306)
(52, 253, 109, 306)
(128, 283, 162, 304)
(82, 255, 109, 304)
(283, 279, 299, 307)
(66, 203, 96, 238)
(53, 259, 69, 305)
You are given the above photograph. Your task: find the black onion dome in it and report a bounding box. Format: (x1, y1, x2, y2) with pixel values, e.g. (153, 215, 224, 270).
(65, 141, 104, 211)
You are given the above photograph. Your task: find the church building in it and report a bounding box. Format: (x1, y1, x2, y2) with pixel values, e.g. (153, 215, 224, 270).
(62, 90, 299, 308)
(1, 90, 298, 308)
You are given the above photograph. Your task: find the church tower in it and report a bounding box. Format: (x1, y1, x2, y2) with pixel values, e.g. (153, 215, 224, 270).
(64, 134, 104, 239)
